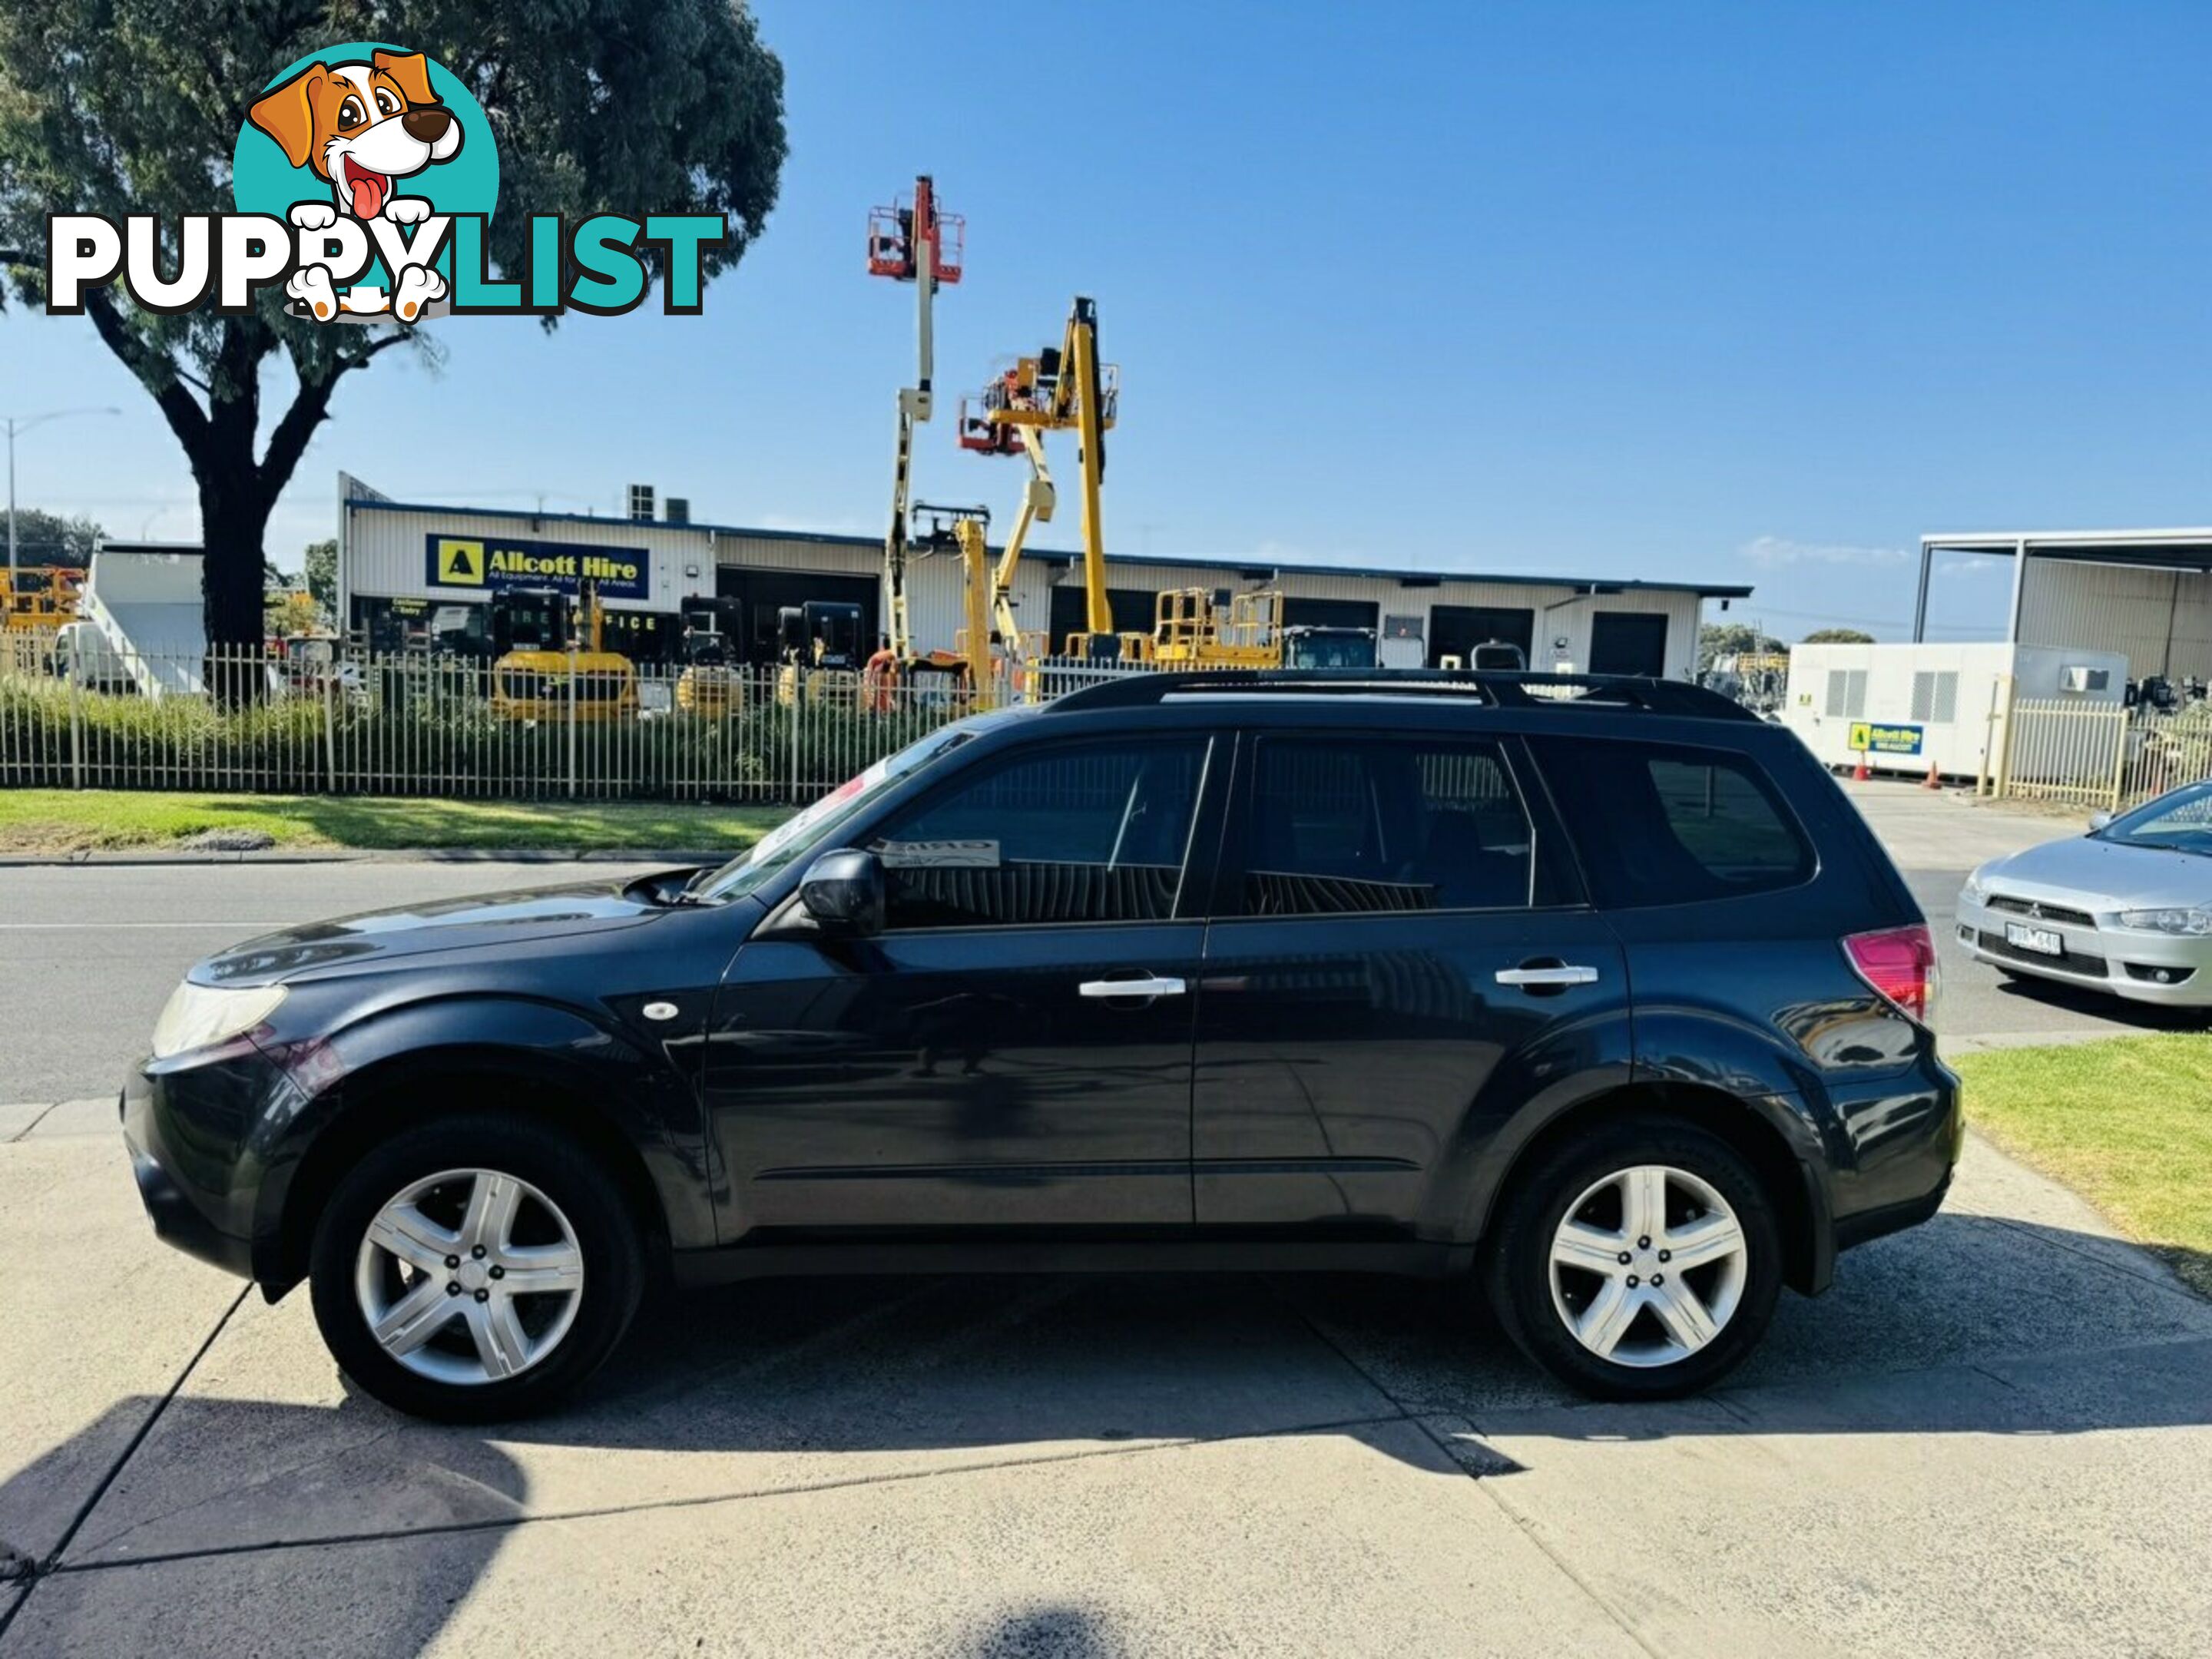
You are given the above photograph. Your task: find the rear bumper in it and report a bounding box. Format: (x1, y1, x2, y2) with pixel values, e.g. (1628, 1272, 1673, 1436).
(1835, 1167, 1952, 1251)
(1819, 1051, 1962, 1273)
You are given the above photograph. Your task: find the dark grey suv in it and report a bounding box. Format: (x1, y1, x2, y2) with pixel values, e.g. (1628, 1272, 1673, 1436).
(125, 671, 1959, 1420)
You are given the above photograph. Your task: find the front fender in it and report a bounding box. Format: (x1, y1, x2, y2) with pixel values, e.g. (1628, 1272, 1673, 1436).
(247, 993, 717, 1286)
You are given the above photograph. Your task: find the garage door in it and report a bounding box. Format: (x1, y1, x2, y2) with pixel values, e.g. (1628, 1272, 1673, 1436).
(1429, 605, 1534, 668)
(716, 569, 879, 664)
(1588, 611, 1670, 677)
(1048, 585, 1160, 651)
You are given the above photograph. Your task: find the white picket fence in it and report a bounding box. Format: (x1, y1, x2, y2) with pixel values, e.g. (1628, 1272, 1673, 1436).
(0, 641, 1001, 803)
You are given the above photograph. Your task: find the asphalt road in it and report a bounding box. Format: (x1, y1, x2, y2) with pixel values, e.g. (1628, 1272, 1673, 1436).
(0, 860, 667, 1106)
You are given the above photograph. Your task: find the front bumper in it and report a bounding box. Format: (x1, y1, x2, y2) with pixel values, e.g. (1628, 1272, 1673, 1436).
(121, 1042, 280, 1282)
(1956, 892, 2212, 1006)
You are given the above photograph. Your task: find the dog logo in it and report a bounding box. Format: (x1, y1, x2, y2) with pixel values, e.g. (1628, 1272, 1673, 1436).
(234, 42, 496, 325)
(47, 46, 720, 325)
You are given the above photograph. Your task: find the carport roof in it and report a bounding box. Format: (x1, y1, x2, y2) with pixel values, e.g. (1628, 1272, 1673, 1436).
(1913, 526, 2212, 642)
(1921, 528, 2212, 571)
(343, 495, 1754, 601)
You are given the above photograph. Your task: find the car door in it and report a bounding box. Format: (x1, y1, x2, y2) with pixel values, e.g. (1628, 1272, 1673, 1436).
(1190, 729, 1630, 1230)
(705, 730, 1221, 1236)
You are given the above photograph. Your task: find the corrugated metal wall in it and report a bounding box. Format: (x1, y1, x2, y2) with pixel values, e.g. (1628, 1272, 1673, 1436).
(2017, 559, 2212, 681)
(343, 501, 1704, 674)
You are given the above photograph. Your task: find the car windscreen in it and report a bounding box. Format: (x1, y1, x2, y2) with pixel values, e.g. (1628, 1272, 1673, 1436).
(2094, 780, 2212, 856)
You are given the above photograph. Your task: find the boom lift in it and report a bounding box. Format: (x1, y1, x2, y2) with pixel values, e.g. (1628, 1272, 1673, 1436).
(959, 296, 1120, 661)
(867, 176, 965, 671)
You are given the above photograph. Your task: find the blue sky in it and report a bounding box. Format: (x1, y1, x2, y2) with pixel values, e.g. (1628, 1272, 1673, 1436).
(5, 1, 2209, 641)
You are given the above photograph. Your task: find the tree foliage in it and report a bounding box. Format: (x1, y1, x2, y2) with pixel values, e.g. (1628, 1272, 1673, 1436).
(1801, 627, 1876, 645)
(303, 537, 339, 614)
(3, 507, 104, 565)
(0, 1, 785, 666)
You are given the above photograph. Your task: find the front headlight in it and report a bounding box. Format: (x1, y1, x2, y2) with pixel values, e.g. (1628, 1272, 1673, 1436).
(151, 982, 287, 1059)
(2117, 908, 2212, 936)
(1961, 871, 1988, 906)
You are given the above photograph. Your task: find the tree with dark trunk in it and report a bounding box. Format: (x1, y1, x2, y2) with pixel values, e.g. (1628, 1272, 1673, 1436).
(1, 1, 784, 693)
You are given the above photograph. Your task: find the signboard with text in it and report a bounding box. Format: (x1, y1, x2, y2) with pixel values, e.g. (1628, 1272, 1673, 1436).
(1847, 721, 1924, 757)
(425, 534, 651, 602)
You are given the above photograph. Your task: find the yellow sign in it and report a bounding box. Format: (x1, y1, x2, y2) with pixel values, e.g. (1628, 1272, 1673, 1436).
(1849, 721, 1923, 756)
(435, 538, 486, 586)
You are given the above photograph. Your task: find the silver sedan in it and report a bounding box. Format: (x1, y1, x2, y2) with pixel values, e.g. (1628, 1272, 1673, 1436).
(1957, 780, 2212, 1006)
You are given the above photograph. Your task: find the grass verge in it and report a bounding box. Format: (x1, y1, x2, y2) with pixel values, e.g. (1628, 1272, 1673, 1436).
(0, 788, 790, 854)
(1956, 1033, 2212, 1296)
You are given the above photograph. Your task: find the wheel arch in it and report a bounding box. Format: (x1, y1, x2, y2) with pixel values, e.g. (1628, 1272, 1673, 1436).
(1473, 1081, 1832, 1295)
(255, 1048, 674, 1297)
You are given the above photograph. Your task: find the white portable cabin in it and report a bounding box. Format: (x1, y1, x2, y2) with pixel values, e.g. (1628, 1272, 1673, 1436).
(1781, 641, 2129, 780)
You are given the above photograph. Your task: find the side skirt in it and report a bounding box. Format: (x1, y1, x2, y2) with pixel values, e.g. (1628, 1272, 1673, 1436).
(670, 1237, 1474, 1288)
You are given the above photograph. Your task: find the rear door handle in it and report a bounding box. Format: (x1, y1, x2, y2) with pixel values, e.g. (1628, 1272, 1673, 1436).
(1495, 964, 1599, 988)
(1078, 975, 1187, 1000)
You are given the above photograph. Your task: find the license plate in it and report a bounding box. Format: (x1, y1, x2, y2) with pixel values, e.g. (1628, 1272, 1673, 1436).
(2005, 922, 2064, 956)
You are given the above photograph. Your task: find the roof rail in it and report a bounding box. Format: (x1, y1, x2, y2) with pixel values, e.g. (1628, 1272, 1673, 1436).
(1045, 668, 1760, 721)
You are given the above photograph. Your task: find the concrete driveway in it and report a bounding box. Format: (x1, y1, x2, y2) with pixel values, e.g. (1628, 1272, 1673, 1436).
(2, 803, 2207, 1656)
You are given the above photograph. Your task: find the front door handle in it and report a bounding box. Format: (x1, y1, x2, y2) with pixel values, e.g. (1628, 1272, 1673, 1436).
(1078, 975, 1187, 1000)
(1495, 963, 1599, 989)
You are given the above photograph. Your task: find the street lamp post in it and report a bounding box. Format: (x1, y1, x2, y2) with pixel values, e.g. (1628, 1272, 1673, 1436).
(5, 407, 121, 578)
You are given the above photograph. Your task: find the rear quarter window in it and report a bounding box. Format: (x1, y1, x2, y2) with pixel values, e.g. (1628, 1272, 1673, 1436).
(1534, 737, 1815, 907)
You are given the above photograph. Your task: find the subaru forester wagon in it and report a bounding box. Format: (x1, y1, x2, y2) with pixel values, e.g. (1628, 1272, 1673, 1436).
(124, 671, 1959, 1421)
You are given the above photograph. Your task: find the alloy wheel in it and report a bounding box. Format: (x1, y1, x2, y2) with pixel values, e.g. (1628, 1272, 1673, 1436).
(1547, 1164, 1748, 1369)
(353, 1167, 585, 1386)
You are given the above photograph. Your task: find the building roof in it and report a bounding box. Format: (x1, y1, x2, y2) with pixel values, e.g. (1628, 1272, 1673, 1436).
(343, 495, 1753, 601)
(1922, 528, 2212, 572)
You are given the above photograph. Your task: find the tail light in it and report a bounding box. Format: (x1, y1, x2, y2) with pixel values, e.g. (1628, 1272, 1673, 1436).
(1843, 923, 1938, 1026)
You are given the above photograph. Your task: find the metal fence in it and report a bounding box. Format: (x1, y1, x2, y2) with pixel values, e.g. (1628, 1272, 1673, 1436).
(1994, 694, 2212, 813)
(0, 640, 995, 803)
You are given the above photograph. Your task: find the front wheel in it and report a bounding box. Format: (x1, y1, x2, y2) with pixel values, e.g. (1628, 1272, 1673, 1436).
(1484, 1117, 1782, 1401)
(309, 1113, 644, 1422)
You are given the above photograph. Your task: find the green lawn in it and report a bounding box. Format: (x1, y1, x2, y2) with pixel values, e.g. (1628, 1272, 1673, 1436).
(1956, 1033, 2212, 1296)
(0, 788, 790, 854)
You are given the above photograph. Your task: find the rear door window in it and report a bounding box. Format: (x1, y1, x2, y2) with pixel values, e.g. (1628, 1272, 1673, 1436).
(1233, 737, 1558, 916)
(1534, 737, 1814, 907)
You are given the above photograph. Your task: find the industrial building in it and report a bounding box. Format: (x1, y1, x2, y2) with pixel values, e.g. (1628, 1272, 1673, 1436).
(334, 473, 1752, 677)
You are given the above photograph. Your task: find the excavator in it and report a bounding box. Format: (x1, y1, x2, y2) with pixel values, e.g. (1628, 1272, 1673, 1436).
(488, 581, 638, 721)
(959, 296, 1121, 665)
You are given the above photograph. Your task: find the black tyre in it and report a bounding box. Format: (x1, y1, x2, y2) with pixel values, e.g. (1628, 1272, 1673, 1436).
(308, 1111, 645, 1423)
(1483, 1115, 1782, 1401)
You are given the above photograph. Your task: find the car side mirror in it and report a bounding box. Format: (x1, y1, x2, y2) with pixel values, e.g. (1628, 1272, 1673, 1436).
(2088, 810, 2113, 832)
(798, 849, 885, 935)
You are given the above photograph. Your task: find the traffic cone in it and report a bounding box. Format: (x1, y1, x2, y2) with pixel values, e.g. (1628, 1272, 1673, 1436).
(1852, 752, 1871, 783)
(1922, 756, 1942, 791)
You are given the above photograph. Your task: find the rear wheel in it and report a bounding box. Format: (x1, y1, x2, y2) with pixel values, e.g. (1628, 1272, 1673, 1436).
(1485, 1117, 1782, 1400)
(309, 1113, 644, 1422)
